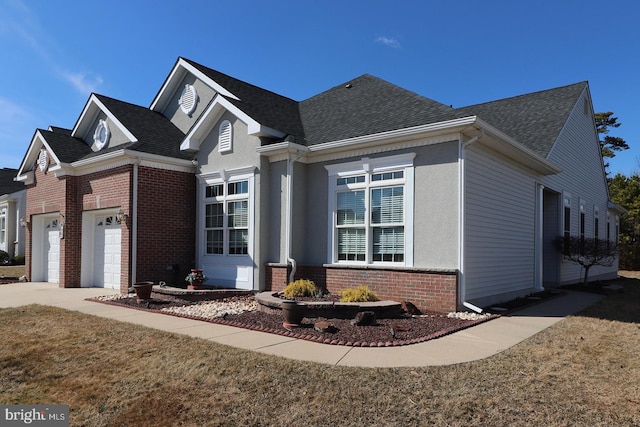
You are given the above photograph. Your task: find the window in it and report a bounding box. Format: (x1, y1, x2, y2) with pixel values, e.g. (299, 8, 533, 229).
(202, 172, 253, 256)
(218, 120, 232, 153)
(563, 193, 571, 255)
(326, 154, 415, 265)
(0, 208, 6, 245)
(607, 213, 611, 241)
(579, 199, 586, 254)
(594, 206, 599, 240)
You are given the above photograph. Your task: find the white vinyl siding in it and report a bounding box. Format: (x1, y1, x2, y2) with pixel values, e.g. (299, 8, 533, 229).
(464, 145, 537, 301)
(541, 88, 617, 282)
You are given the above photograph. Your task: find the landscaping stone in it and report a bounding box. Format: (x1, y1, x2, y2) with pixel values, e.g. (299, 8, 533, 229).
(351, 311, 376, 326)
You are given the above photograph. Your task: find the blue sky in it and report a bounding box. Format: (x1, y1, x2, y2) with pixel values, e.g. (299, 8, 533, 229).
(1, 0, 638, 176)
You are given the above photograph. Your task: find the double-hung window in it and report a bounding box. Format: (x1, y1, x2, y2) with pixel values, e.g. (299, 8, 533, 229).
(202, 171, 253, 256)
(0, 207, 6, 246)
(327, 154, 414, 265)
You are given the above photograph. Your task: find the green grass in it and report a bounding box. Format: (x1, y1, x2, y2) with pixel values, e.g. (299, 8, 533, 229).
(0, 278, 639, 426)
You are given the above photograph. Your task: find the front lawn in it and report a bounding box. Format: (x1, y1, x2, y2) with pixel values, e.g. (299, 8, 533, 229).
(0, 277, 638, 426)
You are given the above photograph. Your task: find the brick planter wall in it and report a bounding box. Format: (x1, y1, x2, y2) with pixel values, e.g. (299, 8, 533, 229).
(265, 264, 459, 313)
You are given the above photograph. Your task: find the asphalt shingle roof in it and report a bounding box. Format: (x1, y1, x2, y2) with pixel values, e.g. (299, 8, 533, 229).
(34, 57, 588, 166)
(299, 74, 459, 145)
(183, 59, 305, 143)
(0, 168, 24, 195)
(455, 82, 587, 158)
(95, 95, 190, 160)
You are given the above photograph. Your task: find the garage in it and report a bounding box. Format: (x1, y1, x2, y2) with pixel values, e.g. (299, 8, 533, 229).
(92, 213, 122, 289)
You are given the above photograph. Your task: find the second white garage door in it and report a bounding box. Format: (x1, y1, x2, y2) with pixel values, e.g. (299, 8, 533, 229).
(93, 214, 121, 289)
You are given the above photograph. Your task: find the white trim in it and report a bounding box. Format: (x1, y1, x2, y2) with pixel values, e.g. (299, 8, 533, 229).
(151, 58, 239, 112)
(72, 94, 138, 142)
(181, 95, 285, 152)
(197, 167, 256, 290)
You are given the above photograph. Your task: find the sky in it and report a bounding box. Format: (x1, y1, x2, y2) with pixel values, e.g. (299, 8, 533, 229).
(0, 0, 638, 176)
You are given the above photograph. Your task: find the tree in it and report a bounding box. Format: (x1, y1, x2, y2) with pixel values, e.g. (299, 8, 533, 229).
(595, 112, 629, 171)
(557, 236, 618, 285)
(608, 173, 640, 269)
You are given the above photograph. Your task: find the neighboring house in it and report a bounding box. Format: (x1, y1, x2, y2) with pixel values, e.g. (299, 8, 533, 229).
(15, 57, 622, 311)
(0, 168, 26, 262)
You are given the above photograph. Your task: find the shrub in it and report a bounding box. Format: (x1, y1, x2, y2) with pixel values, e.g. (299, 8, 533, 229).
(0, 250, 9, 265)
(282, 279, 319, 298)
(339, 285, 380, 303)
(11, 255, 25, 265)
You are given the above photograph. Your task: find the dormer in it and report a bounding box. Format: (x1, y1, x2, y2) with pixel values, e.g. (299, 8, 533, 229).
(72, 94, 137, 152)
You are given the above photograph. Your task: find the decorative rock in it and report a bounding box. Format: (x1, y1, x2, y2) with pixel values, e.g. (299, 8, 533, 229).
(401, 301, 422, 315)
(314, 320, 333, 332)
(351, 311, 377, 326)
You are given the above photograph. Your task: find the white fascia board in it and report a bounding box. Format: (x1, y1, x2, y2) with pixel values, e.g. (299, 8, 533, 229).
(60, 149, 195, 176)
(181, 94, 285, 152)
(16, 130, 63, 182)
(256, 141, 310, 162)
(308, 116, 478, 155)
(71, 94, 138, 143)
(151, 58, 239, 112)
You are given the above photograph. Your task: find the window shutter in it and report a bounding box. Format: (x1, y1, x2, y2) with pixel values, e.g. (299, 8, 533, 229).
(218, 120, 232, 153)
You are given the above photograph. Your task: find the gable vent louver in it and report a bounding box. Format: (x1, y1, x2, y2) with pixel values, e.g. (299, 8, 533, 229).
(218, 120, 232, 153)
(178, 84, 198, 116)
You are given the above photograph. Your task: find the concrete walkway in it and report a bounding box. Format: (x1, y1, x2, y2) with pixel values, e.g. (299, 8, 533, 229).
(0, 282, 604, 367)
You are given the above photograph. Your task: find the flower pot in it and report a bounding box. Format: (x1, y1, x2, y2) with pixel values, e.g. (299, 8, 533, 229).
(186, 269, 205, 290)
(188, 280, 203, 290)
(281, 300, 306, 328)
(132, 281, 154, 303)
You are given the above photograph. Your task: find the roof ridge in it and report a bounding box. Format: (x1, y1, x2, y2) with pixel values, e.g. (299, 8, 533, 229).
(181, 57, 299, 103)
(459, 81, 588, 110)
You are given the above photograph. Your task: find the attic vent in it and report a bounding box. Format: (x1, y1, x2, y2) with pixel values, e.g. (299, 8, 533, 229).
(218, 120, 232, 153)
(178, 84, 198, 116)
(38, 149, 49, 172)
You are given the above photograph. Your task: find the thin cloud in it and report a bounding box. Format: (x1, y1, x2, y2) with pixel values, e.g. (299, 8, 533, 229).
(376, 36, 401, 49)
(58, 70, 104, 95)
(1, 0, 103, 96)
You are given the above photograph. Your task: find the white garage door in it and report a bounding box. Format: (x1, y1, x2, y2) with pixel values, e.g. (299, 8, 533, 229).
(43, 218, 60, 283)
(94, 214, 121, 289)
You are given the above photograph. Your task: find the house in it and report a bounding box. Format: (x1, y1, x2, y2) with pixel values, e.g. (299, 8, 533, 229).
(14, 57, 622, 312)
(0, 168, 26, 263)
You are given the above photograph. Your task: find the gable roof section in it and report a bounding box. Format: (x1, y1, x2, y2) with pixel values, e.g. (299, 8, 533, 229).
(456, 82, 587, 158)
(183, 59, 305, 142)
(95, 95, 189, 160)
(299, 74, 459, 146)
(0, 168, 24, 195)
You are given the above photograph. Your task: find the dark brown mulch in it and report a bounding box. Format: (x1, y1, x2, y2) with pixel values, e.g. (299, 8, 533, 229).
(90, 295, 497, 347)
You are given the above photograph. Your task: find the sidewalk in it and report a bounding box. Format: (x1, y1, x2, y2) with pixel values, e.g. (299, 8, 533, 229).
(0, 282, 604, 368)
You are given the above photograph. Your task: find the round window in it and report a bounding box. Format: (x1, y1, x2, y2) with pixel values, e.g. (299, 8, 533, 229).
(93, 119, 110, 150)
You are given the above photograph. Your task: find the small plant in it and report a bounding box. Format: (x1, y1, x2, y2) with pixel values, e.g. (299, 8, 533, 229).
(185, 270, 206, 283)
(11, 255, 25, 265)
(282, 279, 319, 298)
(339, 285, 380, 302)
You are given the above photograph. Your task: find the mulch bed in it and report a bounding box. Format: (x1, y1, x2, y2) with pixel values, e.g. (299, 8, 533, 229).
(90, 295, 498, 347)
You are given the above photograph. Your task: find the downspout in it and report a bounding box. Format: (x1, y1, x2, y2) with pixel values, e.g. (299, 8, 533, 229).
(285, 151, 302, 284)
(459, 128, 484, 313)
(131, 159, 139, 285)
